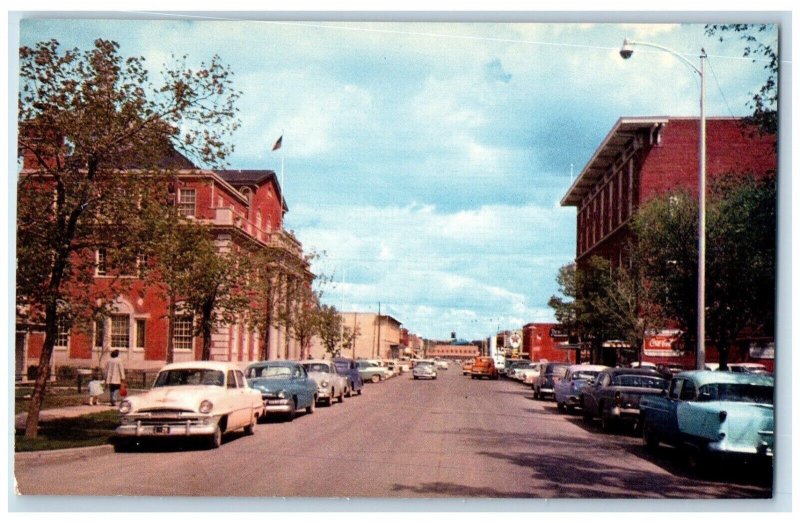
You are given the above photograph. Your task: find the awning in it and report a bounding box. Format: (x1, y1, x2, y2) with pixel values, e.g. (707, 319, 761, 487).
(602, 340, 632, 349)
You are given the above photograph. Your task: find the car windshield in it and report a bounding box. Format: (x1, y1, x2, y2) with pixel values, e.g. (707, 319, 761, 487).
(333, 362, 349, 372)
(612, 374, 667, 389)
(417, 363, 434, 370)
(698, 383, 774, 404)
(154, 369, 225, 388)
(246, 366, 293, 379)
(547, 365, 569, 375)
(303, 363, 331, 373)
(572, 370, 600, 380)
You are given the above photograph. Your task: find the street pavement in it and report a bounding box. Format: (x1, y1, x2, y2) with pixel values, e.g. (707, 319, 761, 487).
(14, 369, 773, 499)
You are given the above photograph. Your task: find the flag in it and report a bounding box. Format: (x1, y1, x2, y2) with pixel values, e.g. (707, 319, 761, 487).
(272, 135, 283, 151)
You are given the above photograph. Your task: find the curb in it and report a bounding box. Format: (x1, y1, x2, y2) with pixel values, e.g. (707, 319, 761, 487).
(14, 443, 115, 461)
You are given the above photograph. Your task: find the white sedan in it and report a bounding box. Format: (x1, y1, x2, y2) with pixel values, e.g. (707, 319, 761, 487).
(115, 361, 264, 450)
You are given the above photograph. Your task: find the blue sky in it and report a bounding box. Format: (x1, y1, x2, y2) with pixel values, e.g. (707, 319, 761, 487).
(15, 17, 778, 341)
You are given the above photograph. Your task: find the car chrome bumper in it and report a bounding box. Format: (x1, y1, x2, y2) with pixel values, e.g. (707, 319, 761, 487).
(264, 399, 293, 413)
(116, 417, 218, 438)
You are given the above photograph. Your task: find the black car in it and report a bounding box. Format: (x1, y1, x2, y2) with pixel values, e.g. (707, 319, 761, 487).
(532, 362, 570, 400)
(580, 367, 668, 432)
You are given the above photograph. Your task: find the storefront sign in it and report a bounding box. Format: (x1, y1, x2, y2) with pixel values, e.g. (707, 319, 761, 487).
(644, 330, 684, 357)
(749, 342, 775, 360)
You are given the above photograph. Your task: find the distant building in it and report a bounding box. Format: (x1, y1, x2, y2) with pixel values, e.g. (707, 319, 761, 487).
(522, 323, 576, 363)
(333, 312, 404, 361)
(427, 344, 480, 359)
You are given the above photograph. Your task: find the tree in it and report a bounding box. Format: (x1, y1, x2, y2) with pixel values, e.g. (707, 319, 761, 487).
(632, 176, 776, 369)
(282, 284, 321, 360)
(17, 39, 240, 437)
(705, 24, 778, 135)
(317, 304, 345, 358)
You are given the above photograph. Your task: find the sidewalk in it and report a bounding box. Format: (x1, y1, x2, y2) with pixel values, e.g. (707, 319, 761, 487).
(14, 403, 118, 430)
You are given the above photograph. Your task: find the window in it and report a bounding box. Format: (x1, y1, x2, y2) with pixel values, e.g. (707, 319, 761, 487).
(94, 319, 105, 349)
(679, 380, 697, 401)
(178, 189, 196, 217)
(235, 370, 245, 388)
(135, 319, 146, 349)
(96, 249, 107, 276)
(110, 315, 130, 349)
(173, 314, 194, 350)
(55, 317, 70, 348)
(136, 254, 149, 278)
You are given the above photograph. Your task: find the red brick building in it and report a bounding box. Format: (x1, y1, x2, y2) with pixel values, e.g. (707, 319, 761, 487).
(16, 161, 313, 377)
(560, 116, 776, 369)
(562, 117, 775, 267)
(522, 323, 576, 364)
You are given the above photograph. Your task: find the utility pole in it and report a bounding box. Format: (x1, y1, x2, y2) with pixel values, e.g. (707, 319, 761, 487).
(376, 302, 381, 359)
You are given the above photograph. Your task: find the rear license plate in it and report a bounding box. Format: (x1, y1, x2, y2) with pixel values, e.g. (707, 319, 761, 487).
(153, 425, 170, 434)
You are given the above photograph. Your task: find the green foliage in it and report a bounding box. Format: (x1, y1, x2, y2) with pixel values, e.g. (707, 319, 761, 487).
(632, 175, 776, 367)
(317, 304, 345, 357)
(705, 24, 778, 135)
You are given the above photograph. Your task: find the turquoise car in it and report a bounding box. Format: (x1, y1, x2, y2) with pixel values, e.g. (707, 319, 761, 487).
(245, 361, 318, 421)
(639, 370, 774, 469)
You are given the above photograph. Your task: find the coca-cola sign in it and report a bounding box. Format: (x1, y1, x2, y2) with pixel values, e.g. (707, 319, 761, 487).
(644, 330, 684, 357)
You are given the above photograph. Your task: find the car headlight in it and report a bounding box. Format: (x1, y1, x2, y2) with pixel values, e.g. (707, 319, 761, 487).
(199, 400, 214, 414)
(277, 390, 286, 399)
(321, 380, 329, 388)
(119, 400, 132, 414)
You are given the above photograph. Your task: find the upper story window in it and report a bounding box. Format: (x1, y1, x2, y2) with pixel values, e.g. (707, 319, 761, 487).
(55, 317, 70, 348)
(178, 189, 196, 217)
(96, 248, 108, 276)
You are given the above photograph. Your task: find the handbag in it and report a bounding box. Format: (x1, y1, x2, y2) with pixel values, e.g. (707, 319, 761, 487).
(119, 382, 128, 397)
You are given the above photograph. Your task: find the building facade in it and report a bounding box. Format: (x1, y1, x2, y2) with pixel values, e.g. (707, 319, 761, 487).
(17, 160, 313, 377)
(522, 323, 576, 364)
(334, 312, 404, 361)
(426, 344, 480, 359)
(560, 116, 776, 369)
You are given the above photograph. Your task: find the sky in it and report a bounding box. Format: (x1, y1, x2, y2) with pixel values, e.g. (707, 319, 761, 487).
(13, 15, 778, 342)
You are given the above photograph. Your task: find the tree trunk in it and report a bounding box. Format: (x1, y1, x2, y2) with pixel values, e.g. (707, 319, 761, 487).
(201, 299, 214, 361)
(24, 304, 59, 438)
(261, 278, 274, 360)
(166, 293, 176, 364)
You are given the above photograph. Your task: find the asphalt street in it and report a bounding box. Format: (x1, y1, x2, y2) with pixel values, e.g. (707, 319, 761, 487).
(14, 369, 773, 499)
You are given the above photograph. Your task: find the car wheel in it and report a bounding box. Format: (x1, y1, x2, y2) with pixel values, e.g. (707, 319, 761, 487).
(346, 384, 353, 397)
(566, 405, 575, 414)
(285, 399, 296, 422)
(641, 418, 659, 450)
(357, 387, 362, 395)
(413, 376, 418, 380)
(113, 438, 135, 453)
(338, 390, 345, 403)
(684, 445, 708, 474)
(209, 423, 223, 449)
(244, 414, 256, 435)
(534, 388, 540, 400)
(600, 407, 615, 433)
(557, 401, 566, 413)
(582, 402, 593, 422)
(371, 374, 381, 384)
(307, 396, 316, 414)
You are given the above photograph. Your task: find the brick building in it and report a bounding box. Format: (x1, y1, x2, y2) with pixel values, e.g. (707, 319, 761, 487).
(16, 159, 313, 377)
(522, 323, 577, 363)
(560, 116, 776, 368)
(426, 344, 480, 359)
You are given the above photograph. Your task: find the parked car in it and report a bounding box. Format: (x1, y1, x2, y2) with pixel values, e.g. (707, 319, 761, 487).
(357, 360, 389, 383)
(639, 370, 774, 470)
(470, 357, 499, 380)
(412, 361, 438, 380)
(501, 358, 529, 377)
(727, 363, 770, 375)
(115, 361, 264, 450)
(532, 362, 570, 400)
(332, 357, 364, 396)
(509, 362, 536, 381)
(435, 359, 449, 370)
(553, 364, 608, 413)
(245, 361, 317, 421)
(580, 367, 668, 431)
(462, 359, 475, 375)
(301, 359, 348, 406)
(520, 363, 544, 386)
(398, 360, 412, 373)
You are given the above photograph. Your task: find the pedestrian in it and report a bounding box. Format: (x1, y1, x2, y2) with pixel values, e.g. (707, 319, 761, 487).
(105, 349, 126, 406)
(87, 371, 104, 406)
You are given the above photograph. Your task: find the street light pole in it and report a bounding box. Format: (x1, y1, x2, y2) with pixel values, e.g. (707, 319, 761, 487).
(620, 38, 707, 370)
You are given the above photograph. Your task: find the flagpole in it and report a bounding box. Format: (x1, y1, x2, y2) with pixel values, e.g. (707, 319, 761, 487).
(280, 129, 285, 212)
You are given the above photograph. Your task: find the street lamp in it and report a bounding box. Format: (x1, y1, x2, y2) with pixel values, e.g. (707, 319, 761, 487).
(620, 38, 708, 370)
